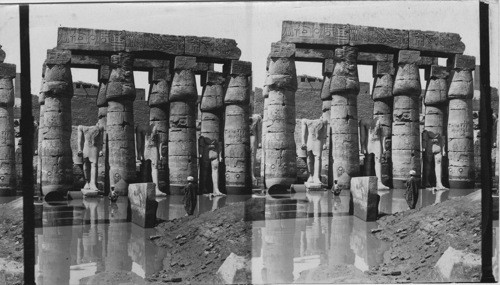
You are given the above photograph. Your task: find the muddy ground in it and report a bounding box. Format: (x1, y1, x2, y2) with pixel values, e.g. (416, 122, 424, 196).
(0, 198, 24, 285)
(150, 190, 488, 284)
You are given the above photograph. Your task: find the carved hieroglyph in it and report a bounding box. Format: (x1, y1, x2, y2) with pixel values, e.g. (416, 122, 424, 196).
(423, 65, 449, 189)
(263, 43, 297, 188)
(148, 64, 170, 194)
(330, 46, 360, 191)
(371, 60, 395, 188)
(0, 60, 16, 196)
(224, 60, 252, 194)
(391, 50, 421, 188)
(447, 55, 475, 189)
(105, 52, 136, 195)
(40, 49, 74, 197)
(200, 71, 225, 193)
(168, 56, 198, 194)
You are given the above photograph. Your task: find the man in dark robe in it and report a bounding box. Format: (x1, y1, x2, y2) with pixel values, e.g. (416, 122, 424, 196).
(183, 176, 198, 216)
(405, 170, 419, 209)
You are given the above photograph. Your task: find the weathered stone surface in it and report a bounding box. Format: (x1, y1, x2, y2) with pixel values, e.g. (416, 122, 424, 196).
(432, 247, 481, 282)
(269, 42, 296, 58)
(0, 79, 14, 107)
(372, 74, 394, 100)
(282, 21, 350, 45)
(230, 60, 252, 76)
(148, 79, 169, 107)
(350, 176, 379, 221)
(134, 59, 169, 69)
(409, 30, 465, 54)
(329, 46, 360, 95)
(358, 52, 394, 64)
(0, 77, 15, 195)
(295, 48, 334, 62)
(46, 49, 71, 65)
(70, 54, 109, 68)
(373, 101, 392, 139)
(170, 57, 198, 103)
(105, 53, 136, 102)
(451, 54, 475, 70)
(185, 36, 241, 60)
(0, 63, 16, 79)
(201, 72, 224, 112)
(349, 25, 408, 49)
(126, 31, 184, 54)
(58, 27, 126, 51)
(448, 70, 473, 100)
(128, 183, 158, 228)
(424, 106, 445, 136)
(225, 75, 250, 105)
(216, 252, 251, 284)
(397, 50, 420, 65)
(174, 56, 197, 70)
(424, 66, 449, 105)
(320, 76, 332, 101)
(392, 149, 421, 180)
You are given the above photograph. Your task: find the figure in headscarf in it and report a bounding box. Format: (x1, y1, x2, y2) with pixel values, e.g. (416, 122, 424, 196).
(405, 170, 419, 209)
(183, 176, 198, 216)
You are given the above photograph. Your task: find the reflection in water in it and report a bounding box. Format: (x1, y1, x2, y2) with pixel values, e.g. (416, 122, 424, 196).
(252, 192, 391, 284)
(35, 197, 168, 285)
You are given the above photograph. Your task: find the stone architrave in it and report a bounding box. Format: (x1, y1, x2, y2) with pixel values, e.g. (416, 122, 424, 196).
(350, 176, 379, 221)
(148, 64, 170, 195)
(200, 71, 225, 194)
(128, 183, 158, 228)
(372, 60, 395, 188)
(263, 42, 297, 189)
(447, 55, 475, 189)
(224, 60, 252, 194)
(330, 46, 360, 191)
(0, 61, 16, 196)
(168, 56, 198, 194)
(40, 49, 74, 197)
(391, 50, 422, 188)
(96, 64, 110, 193)
(423, 65, 449, 189)
(105, 52, 136, 196)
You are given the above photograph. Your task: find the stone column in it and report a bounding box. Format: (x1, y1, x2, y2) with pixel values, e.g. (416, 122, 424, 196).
(391, 50, 421, 188)
(423, 65, 449, 188)
(40, 49, 74, 198)
(330, 46, 360, 191)
(148, 65, 170, 194)
(372, 60, 395, 188)
(321, 59, 333, 187)
(447, 55, 475, 189)
(96, 64, 110, 194)
(105, 53, 136, 196)
(263, 43, 297, 189)
(200, 71, 225, 193)
(0, 60, 16, 196)
(168, 56, 198, 194)
(224, 60, 252, 194)
(260, 59, 270, 187)
(36, 61, 47, 196)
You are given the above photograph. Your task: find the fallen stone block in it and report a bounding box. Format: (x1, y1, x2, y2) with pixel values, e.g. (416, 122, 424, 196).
(216, 252, 251, 284)
(350, 176, 379, 221)
(128, 183, 158, 228)
(432, 246, 481, 282)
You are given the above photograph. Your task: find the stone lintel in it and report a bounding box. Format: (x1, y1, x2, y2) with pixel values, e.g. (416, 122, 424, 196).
(430, 65, 449, 79)
(397, 50, 421, 64)
(230, 60, 252, 76)
(57, 27, 241, 60)
(193, 62, 215, 74)
(323, 59, 335, 76)
(281, 21, 466, 54)
(185, 36, 241, 60)
(150, 68, 171, 82)
(70, 54, 110, 68)
(417, 56, 438, 67)
(449, 54, 475, 70)
(0, 63, 16, 78)
(174, 56, 197, 70)
(46, 49, 71, 65)
(295, 48, 334, 61)
(206, 71, 225, 85)
(357, 52, 394, 64)
(269, 42, 296, 58)
(374, 61, 395, 76)
(408, 30, 465, 54)
(134, 59, 169, 69)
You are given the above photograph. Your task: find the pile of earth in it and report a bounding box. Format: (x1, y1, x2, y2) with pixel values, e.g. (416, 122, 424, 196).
(0, 198, 24, 285)
(368, 189, 483, 282)
(148, 198, 264, 284)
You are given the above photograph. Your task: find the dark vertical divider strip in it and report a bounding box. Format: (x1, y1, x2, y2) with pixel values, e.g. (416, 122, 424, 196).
(479, 1, 495, 283)
(19, 4, 35, 285)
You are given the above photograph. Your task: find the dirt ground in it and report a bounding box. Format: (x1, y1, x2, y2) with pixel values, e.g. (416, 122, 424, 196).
(0, 198, 24, 285)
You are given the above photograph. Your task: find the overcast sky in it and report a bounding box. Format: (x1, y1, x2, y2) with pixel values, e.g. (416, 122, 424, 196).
(0, 1, 498, 96)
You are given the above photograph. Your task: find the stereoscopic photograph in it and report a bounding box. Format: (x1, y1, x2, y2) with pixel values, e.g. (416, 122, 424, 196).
(0, 0, 498, 284)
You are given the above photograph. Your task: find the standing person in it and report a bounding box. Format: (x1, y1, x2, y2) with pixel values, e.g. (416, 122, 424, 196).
(183, 176, 198, 216)
(405, 170, 419, 209)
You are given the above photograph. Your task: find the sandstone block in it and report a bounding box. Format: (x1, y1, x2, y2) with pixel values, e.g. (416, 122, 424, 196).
(350, 176, 379, 221)
(128, 183, 158, 228)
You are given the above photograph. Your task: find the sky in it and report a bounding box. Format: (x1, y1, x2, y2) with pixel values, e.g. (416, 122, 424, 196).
(0, 1, 498, 96)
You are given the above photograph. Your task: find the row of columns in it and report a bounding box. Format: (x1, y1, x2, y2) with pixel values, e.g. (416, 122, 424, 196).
(36, 49, 253, 197)
(262, 44, 476, 190)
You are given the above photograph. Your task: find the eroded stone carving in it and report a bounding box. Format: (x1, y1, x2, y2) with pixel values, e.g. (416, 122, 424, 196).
(0, 56, 16, 196)
(135, 124, 164, 196)
(301, 119, 328, 188)
(77, 124, 103, 196)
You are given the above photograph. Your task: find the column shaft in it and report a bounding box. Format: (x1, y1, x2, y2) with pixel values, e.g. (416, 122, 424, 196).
(0, 61, 16, 196)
